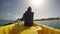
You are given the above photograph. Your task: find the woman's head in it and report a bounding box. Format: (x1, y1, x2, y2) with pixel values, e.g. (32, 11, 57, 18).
(27, 6, 32, 11)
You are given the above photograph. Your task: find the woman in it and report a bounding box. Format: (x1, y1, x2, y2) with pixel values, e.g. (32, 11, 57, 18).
(20, 6, 34, 26)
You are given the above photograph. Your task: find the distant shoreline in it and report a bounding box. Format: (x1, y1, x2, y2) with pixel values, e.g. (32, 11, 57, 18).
(34, 17, 60, 21)
(34, 19, 60, 21)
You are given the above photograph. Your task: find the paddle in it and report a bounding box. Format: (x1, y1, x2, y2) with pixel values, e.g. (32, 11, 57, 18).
(11, 18, 23, 23)
(4, 18, 23, 26)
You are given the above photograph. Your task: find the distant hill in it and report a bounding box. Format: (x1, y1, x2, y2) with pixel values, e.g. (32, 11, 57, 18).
(34, 17, 60, 21)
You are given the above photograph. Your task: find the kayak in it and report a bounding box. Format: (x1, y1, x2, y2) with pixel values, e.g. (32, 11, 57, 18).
(0, 22, 60, 34)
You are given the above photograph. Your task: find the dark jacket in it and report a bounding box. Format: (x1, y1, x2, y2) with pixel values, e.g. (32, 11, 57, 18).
(23, 11, 34, 26)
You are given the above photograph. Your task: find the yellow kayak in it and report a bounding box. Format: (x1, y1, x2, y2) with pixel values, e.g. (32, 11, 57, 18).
(0, 22, 60, 34)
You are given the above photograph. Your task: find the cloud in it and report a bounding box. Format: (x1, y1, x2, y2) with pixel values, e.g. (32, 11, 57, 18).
(8, 13, 11, 15)
(15, 16, 19, 18)
(2, 3, 12, 6)
(7, 13, 20, 20)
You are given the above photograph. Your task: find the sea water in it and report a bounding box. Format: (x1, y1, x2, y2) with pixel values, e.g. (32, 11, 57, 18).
(0, 19, 60, 29)
(34, 20, 60, 29)
(0, 20, 13, 26)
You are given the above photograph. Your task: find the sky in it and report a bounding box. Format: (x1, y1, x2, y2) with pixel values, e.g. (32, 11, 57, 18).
(0, 0, 60, 20)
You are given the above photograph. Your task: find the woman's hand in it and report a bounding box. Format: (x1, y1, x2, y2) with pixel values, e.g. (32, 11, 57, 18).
(18, 18, 23, 21)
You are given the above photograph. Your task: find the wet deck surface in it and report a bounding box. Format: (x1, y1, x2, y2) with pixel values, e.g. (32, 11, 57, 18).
(11, 23, 42, 34)
(0, 22, 60, 34)
(0, 22, 42, 34)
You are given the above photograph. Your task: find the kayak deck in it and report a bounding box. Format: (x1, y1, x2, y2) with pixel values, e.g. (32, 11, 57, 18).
(0, 22, 42, 34)
(18, 26, 42, 34)
(0, 22, 60, 34)
(11, 23, 42, 34)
